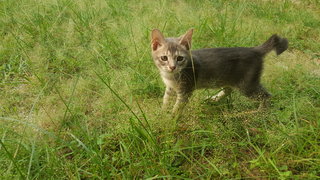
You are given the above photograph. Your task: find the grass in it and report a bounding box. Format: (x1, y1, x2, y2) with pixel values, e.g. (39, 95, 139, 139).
(0, 0, 319, 179)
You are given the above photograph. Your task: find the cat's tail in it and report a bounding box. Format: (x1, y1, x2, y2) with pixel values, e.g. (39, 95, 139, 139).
(255, 34, 288, 56)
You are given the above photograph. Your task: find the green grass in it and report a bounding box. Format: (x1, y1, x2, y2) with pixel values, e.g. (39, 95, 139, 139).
(1, 0, 320, 179)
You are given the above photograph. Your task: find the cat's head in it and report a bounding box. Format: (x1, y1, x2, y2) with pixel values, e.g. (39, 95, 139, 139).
(151, 29, 193, 74)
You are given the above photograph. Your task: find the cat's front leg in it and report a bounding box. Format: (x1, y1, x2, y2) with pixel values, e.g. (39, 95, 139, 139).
(172, 92, 191, 113)
(162, 87, 175, 110)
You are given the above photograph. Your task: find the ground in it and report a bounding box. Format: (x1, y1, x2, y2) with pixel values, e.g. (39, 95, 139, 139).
(0, 0, 319, 179)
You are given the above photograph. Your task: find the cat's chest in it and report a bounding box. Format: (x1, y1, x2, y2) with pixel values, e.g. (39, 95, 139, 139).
(162, 76, 180, 89)
(161, 73, 181, 90)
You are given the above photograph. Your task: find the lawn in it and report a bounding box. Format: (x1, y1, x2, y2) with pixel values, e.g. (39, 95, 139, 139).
(0, 0, 319, 179)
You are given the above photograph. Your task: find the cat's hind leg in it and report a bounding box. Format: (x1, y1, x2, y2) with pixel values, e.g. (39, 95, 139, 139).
(241, 84, 271, 110)
(209, 87, 232, 102)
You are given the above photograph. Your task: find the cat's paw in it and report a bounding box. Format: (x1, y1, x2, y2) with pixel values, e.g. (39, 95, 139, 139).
(206, 89, 230, 102)
(258, 100, 270, 111)
(205, 94, 223, 102)
(210, 94, 222, 102)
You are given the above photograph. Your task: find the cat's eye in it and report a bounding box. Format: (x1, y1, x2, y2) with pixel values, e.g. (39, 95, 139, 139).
(177, 56, 184, 61)
(160, 56, 168, 61)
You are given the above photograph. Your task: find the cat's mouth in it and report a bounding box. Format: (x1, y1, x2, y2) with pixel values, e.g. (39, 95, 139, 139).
(159, 66, 179, 74)
(166, 68, 178, 73)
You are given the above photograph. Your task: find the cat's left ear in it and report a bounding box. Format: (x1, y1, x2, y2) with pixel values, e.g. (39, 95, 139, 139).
(179, 28, 194, 50)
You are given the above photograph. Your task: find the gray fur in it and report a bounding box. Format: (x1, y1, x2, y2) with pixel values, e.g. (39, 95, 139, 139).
(151, 29, 288, 113)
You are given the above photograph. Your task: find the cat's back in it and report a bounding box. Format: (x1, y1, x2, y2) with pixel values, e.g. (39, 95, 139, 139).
(191, 47, 264, 87)
(192, 47, 262, 62)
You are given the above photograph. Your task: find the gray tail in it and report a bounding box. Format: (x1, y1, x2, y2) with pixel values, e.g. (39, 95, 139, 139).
(255, 34, 288, 55)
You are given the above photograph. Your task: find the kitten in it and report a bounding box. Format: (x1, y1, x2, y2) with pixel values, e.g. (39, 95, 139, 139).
(151, 29, 288, 113)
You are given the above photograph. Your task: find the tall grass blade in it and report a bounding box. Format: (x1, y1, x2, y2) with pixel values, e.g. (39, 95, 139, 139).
(95, 71, 156, 144)
(0, 139, 26, 179)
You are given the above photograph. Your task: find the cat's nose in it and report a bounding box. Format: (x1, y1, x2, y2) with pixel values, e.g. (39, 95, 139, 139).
(169, 66, 176, 71)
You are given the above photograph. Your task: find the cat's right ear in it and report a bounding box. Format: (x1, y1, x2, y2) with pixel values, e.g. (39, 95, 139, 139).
(151, 29, 165, 51)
